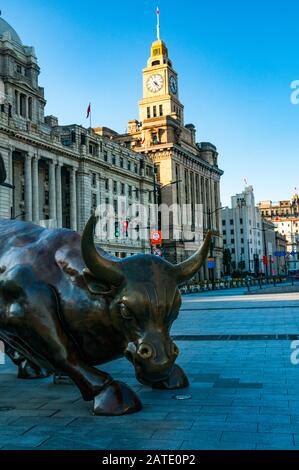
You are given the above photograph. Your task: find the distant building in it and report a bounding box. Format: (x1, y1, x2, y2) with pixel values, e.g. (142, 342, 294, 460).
(258, 195, 299, 273)
(222, 187, 278, 275)
(275, 231, 288, 275)
(0, 16, 154, 257)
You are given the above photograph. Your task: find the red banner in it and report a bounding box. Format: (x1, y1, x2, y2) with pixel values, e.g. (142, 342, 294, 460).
(263, 256, 268, 266)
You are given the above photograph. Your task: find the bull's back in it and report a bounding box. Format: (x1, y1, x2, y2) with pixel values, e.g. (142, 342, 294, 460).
(0, 219, 83, 286)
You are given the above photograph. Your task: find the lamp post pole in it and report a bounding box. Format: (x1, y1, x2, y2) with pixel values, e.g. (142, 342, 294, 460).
(205, 206, 225, 288)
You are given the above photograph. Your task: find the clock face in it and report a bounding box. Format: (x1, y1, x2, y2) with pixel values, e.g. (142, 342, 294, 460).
(147, 74, 164, 93)
(169, 76, 178, 95)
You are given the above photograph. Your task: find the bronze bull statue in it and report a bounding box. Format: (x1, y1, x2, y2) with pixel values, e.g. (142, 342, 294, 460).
(0, 216, 211, 416)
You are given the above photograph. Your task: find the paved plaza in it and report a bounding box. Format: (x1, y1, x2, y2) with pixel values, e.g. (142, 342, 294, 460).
(1, 287, 299, 450)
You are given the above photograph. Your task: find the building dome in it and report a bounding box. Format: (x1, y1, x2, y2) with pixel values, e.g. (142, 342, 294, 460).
(0, 17, 22, 45)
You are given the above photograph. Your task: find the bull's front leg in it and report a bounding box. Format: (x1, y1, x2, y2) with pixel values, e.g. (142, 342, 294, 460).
(0, 266, 142, 416)
(4, 343, 51, 380)
(152, 365, 189, 390)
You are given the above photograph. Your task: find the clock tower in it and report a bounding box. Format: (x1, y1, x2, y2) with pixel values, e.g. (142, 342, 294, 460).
(139, 34, 184, 125)
(111, 7, 223, 279)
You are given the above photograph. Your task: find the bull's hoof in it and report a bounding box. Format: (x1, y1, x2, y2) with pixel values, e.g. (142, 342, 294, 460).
(18, 360, 52, 380)
(93, 381, 142, 416)
(152, 364, 189, 390)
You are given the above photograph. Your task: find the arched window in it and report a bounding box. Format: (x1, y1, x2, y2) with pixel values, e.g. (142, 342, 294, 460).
(20, 94, 26, 118)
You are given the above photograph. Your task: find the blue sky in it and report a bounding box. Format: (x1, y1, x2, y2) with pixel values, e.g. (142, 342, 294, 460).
(3, 0, 299, 206)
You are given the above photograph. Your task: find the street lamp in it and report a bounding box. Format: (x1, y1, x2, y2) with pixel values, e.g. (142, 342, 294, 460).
(204, 206, 225, 286)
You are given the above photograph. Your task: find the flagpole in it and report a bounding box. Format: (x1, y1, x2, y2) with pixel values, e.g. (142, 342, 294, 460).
(157, 6, 160, 40)
(90, 105, 92, 129)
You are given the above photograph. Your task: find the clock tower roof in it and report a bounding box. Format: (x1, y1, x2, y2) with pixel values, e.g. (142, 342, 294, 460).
(147, 39, 172, 68)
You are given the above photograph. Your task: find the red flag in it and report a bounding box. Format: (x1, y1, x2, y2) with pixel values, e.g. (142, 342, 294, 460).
(86, 103, 91, 119)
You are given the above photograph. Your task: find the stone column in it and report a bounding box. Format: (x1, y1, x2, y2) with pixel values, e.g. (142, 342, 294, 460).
(70, 167, 77, 231)
(56, 163, 63, 228)
(24, 153, 33, 221)
(49, 160, 57, 224)
(32, 154, 40, 223)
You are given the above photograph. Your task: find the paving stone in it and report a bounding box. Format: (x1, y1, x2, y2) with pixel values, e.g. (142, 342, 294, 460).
(221, 431, 294, 446)
(181, 440, 256, 450)
(107, 439, 182, 450)
(37, 436, 111, 450)
(227, 413, 291, 424)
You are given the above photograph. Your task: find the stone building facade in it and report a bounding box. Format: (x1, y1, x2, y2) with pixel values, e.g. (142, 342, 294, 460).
(222, 186, 280, 276)
(0, 17, 154, 257)
(258, 195, 299, 273)
(103, 34, 224, 279)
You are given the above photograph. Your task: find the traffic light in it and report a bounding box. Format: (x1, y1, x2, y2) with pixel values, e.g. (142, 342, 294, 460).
(115, 221, 120, 238)
(122, 220, 129, 237)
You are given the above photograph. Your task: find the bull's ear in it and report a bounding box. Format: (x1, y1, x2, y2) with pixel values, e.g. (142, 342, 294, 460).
(82, 269, 115, 296)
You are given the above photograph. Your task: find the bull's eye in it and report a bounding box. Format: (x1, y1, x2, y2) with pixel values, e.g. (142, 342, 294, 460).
(119, 303, 133, 320)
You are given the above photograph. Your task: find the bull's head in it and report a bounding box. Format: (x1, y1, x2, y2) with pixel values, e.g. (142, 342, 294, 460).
(81, 215, 211, 385)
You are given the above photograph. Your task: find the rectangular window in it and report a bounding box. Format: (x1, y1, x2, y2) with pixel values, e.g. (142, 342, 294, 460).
(120, 157, 124, 168)
(113, 181, 117, 193)
(185, 170, 189, 204)
(176, 165, 180, 205)
(103, 151, 108, 162)
(105, 179, 109, 191)
(92, 193, 97, 209)
(113, 200, 118, 214)
(153, 106, 157, 118)
(121, 183, 125, 195)
(147, 107, 150, 119)
(159, 104, 163, 116)
(91, 173, 97, 187)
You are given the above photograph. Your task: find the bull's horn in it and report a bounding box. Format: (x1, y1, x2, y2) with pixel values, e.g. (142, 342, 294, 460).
(174, 231, 212, 285)
(81, 215, 125, 286)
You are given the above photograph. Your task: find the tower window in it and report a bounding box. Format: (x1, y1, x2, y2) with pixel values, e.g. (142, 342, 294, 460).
(147, 107, 150, 119)
(28, 97, 32, 120)
(152, 60, 160, 66)
(20, 94, 27, 118)
(153, 106, 157, 118)
(159, 105, 163, 116)
(14, 90, 19, 114)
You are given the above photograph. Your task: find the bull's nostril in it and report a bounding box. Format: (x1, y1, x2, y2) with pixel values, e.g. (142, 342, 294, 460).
(138, 343, 153, 360)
